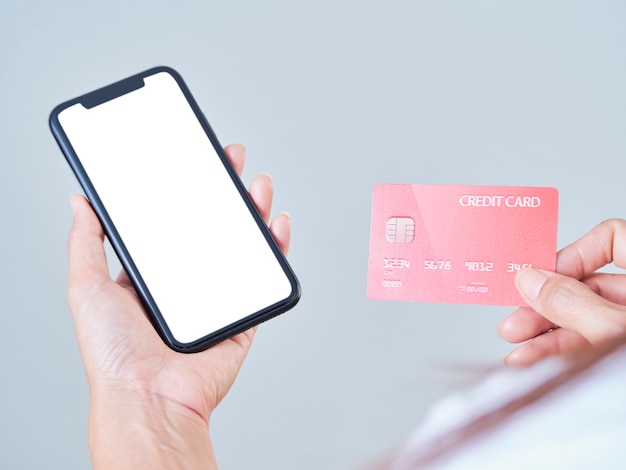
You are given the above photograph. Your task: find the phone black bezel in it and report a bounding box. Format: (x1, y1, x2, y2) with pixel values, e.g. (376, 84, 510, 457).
(50, 66, 301, 353)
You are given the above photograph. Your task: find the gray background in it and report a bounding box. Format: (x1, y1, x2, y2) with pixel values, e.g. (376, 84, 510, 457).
(1, 1, 625, 468)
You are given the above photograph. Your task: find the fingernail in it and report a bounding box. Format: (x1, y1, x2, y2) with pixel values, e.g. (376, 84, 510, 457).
(279, 211, 290, 219)
(496, 315, 510, 334)
(516, 269, 552, 302)
(69, 194, 81, 216)
(503, 351, 513, 366)
(259, 172, 272, 181)
(503, 350, 521, 367)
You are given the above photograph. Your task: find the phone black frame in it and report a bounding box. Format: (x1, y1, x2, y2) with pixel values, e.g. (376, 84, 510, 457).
(50, 66, 301, 353)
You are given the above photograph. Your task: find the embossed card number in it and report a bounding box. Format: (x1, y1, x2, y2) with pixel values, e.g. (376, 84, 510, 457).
(367, 184, 559, 306)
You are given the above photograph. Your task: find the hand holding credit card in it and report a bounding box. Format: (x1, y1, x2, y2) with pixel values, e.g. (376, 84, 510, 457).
(367, 184, 559, 306)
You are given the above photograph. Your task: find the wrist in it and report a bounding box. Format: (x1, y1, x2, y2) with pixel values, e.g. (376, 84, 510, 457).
(89, 385, 216, 469)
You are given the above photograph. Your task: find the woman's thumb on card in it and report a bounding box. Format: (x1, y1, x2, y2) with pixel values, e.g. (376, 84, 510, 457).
(515, 268, 626, 344)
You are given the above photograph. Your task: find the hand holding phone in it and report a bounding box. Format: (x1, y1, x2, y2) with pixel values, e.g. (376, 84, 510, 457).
(65, 144, 287, 468)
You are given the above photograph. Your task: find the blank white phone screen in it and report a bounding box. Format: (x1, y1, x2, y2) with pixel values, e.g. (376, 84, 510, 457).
(58, 72, 293, 344)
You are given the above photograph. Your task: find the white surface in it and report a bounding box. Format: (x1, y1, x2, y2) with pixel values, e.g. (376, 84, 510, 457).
(392, 348, 626, 469)
(1, 1, 625, 468)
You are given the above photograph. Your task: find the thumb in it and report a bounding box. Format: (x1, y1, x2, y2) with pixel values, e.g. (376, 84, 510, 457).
(515, 269, 626, 345)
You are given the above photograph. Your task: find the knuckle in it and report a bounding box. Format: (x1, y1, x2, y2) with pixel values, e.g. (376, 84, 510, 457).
(599, 217, 626, 227)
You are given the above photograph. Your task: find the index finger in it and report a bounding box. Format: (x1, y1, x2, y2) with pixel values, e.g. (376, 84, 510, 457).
(556, 219, 626, 279)
(224, 144, 246, 176)
(67, 194, 110, 307)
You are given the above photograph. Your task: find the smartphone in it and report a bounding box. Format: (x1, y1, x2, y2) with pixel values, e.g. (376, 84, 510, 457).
(50, 66, 300, 353)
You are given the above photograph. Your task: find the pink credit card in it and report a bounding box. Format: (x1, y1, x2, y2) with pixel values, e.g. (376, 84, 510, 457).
(367, 184, 559, 306)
